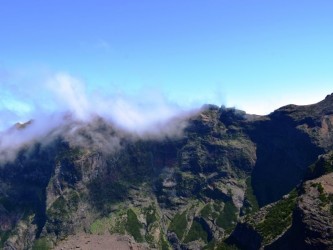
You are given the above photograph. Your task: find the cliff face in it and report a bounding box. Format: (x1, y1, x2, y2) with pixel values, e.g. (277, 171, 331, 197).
(228, 152, 333, 250)
(246, 93, 333, 206)
(1, 94, 333, 249)
(294, 173, 333, 249)
(246, 112, 323, 206)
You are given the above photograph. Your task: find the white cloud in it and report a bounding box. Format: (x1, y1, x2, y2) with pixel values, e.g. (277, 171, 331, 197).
(46, 73, 90, 120)
(0, 71, 200, 163)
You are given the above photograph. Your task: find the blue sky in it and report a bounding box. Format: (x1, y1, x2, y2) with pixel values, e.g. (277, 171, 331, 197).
(1, 0, 333, 119)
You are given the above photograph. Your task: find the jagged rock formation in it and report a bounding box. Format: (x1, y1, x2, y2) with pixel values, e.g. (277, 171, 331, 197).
(0, 94, 333, 249)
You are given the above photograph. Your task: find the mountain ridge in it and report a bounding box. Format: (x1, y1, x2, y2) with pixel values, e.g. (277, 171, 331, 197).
(1, 93, 333, 249)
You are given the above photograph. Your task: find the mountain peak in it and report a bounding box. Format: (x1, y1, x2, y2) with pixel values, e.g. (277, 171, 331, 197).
(323, 93, 333, 103)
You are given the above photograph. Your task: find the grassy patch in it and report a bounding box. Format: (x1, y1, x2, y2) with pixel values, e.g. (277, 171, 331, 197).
(46, 196, 68, 219)
(213, 202, 222, 211)
(112, 219, 126, 234)
(108, 209, 127, 232)
(203, 239, 216, 250)
(90, 217, 112, 234)
(144, 205, 158, 227)
(68, 191, 80, 207)
(216, 201, 238, 230)
(32, 238, 51, 250)
(201, 204, 213, 219)
(125, 209, 143, 242)
(320, 193, 333, 208)
(145, 233, 154, 244)
(242, 177, 259, 214)
(255, 189, 297, 244)
(215, 242, 240, 250)
(319, 193, 328, 204)
(46, 192, 79, 223)
(160, 234, 170, 250)
(184, 220, 208, 243)
(168, 211, 188, 240)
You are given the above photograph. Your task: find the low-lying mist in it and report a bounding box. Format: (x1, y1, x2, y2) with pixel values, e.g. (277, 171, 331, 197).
(0, 72, 201, 163)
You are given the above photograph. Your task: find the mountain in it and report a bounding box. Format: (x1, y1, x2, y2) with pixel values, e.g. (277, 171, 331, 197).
(0, 94, 333, 249)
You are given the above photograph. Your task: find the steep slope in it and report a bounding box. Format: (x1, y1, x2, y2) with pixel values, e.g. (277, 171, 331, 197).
(246, 112, 323, 206)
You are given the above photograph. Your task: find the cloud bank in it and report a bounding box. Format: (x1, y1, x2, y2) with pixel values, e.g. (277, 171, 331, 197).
(0, 72, 200, 163)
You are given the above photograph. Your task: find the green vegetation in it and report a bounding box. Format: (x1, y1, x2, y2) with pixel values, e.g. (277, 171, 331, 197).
(144, 204, 158, 227)
(184, 220, 208, 243)
(203, 239, 217, 250)
(201, 204, 213, 219)
(317, 183, 324, 194)
(125, 209, 143, 242)
(312, 182, 333, 207)
(88, 179, 128, 210)
(216, 201, 238, 230)
(45, 192, 81, 237)
(310, 182, 332, 205)
(204, 240, 239, 250)
(255, 189, 297, 244)
(319, 193, 327, 203)
(307, 153, 333, 179)
(145, 233, 154, 244)
(105, 208, 127, 234)
(0, 230, 11, 248)
(168, 211, 188, 240)
(213, 202, 222, 212)
(68, 191, 80, 207)
(160, 234, 170, 250)
(242, 177, 259, 214)
(215, 242, 240, 250)
(46, 196, 68, 219)
(32, 238, 51, 250)
(57, 147, 82, 161)
(46, 191, 79, 221)
(112, 219, 126, 234)
(319, 193, 333, 208)
(90, 217, 112, 234)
